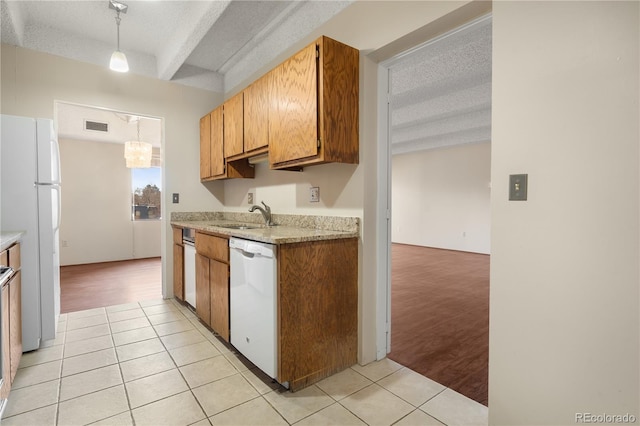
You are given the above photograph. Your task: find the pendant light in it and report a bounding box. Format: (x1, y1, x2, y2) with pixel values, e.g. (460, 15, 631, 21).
(124, 118, 152, 168)
(109, 0, 129, 73)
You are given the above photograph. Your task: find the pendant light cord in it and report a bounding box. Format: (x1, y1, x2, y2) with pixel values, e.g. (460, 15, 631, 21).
(115, 11, 121, 51)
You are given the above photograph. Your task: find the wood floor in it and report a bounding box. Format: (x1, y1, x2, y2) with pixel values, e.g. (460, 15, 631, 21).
(388, 243, 489, 406)
(60, 257, 162, 313)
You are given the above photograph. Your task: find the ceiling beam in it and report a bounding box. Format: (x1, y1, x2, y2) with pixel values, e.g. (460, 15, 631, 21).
(156, 1, 232, 82)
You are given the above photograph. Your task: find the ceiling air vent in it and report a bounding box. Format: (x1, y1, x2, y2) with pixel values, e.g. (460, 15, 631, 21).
(85, 120, 109, 132)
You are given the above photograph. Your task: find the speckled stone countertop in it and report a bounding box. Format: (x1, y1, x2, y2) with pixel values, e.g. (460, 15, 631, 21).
(170, 212, 359, 244)
(1, 231, 24, 252)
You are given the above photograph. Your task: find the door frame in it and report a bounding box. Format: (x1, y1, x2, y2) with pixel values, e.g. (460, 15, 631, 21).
(373, 10, 493, 359)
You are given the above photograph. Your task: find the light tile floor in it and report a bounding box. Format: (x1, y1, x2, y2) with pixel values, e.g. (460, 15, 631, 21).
(1, 299, 488, 425)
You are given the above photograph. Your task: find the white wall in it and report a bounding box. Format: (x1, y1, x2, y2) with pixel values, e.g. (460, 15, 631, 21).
(58, 138, 161, 265)
(1, 43, 224, 293)
(490, 2, 639, 424)
(224, 162, 362, 217)
(392, 142, 490, 253)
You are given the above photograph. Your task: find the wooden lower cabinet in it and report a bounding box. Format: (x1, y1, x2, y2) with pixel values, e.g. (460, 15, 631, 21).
(194, 232, 230, 341)
(9, 271, 21, 382)
(0, 283, 9, 399)
(278, 238, 358, 390)
(173, 244, 184, 301)
(0, 242, 22, 399)
(210, 260, 229, 341)
(172, 226, 184, 301)
(195, 253, 211, 326)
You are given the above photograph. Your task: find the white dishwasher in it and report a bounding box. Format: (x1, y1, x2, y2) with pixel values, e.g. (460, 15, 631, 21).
(229, 237, 277, 379)
(183, 240, 197, 308)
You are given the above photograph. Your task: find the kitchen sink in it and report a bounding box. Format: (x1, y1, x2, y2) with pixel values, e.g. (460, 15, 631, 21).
(217, 224, 261, 230)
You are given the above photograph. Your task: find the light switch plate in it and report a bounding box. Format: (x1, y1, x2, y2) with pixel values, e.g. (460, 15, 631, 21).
(172, 193, 179, 204)
(310, 187, 320, 203)
(509, 174, 528, 201)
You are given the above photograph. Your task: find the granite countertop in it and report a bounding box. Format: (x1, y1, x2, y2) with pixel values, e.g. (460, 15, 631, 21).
(170, 212, 359, 244)
(1, 231, 25, 252)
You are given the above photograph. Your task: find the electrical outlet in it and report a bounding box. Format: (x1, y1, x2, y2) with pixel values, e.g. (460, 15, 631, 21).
(248, 192, 254, 204)
(310, 187, 320, 203)
(172, 193, 180, 204)
(61, 240, 68, 248)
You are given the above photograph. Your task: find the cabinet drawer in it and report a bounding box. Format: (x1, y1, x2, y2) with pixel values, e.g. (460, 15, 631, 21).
(8, 244, 20, 270)
(0, 249, 7, 267)
(195, 232, 228, 262)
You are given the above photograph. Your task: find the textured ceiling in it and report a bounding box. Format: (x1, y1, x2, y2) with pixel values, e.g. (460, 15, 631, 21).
(0, 0, 352, 93)
(389, 14, 491, 155)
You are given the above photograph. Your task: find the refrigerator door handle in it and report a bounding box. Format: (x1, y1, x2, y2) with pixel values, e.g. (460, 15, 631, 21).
(52, 185, 61, 231)
(51, 133, 62, 184)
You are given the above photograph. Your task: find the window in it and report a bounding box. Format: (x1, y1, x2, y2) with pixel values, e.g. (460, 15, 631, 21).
(132, 167, 161, 220)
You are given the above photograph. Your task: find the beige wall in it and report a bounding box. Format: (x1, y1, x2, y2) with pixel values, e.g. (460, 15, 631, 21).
(490, 1, 639, 424)
(58, 138, 161, 265)
(1, 43, 223, 295)
(392, 142, 491, 254)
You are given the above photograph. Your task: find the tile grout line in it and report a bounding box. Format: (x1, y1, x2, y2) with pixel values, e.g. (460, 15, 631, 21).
(108, 303, 136, 426)
(147, 300, 211, 424)
(56, 309, 72, 426)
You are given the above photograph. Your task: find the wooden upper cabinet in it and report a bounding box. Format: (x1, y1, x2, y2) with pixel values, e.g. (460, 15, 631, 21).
(200, 103, 254, 181)
(200, 108, 229, 181)
(210, 107, 225, 178)
(199, 114, 211, 180)
(269, 43, 318, 166)
(223, 92, 244, 158)
(269, 36, 359, 169)
(199, 35, 357, 177)
(244, 74, 270, 154)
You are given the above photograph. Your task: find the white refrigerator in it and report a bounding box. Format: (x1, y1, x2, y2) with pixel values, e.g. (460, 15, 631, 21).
(1, 114, 61, 351)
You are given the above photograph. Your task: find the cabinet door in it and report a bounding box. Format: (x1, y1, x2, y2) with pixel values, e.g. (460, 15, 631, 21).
(269, 43, 318, 166)
(173, 244, 184, 301)
(210, 260, 229, 342)
(223, 92, 244, 158)
(244, 74, 270, 153)
(199, 114, 211, 180)
(9, 271, 21, 383)
(278, 238, 358, 390)
(210, 108, 225, 178)
(195, 254, 211, 326)
(0, 284, 9, 399)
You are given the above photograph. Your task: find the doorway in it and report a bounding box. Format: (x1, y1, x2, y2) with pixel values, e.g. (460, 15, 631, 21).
(54, 102, 164, 312)
(378, 14, 492, 405)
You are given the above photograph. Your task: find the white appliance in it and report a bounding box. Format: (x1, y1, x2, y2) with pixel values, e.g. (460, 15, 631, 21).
(1, 114, 61, 351)
(183, 242, 196, 308)
(229, 237, 277, 379)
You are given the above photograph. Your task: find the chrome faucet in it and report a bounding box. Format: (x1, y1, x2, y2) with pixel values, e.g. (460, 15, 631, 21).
(249, 201, 274, 226)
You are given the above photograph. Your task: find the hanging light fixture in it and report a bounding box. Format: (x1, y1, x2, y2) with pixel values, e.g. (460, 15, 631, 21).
(124, 118, 152, 168)
(109, 0, 129, 72)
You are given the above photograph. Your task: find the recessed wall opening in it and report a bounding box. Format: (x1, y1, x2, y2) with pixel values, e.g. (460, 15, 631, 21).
(54, 101, 164, 312)
(382, 13, 492, 406)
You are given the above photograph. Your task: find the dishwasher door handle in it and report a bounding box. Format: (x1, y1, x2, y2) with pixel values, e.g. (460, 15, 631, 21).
(233, 248, 256, 259)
